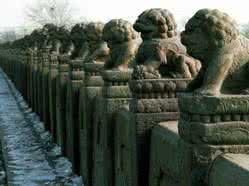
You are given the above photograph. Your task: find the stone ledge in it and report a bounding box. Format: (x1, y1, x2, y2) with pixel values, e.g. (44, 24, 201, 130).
(179, 94, 249, 115)
(179, 120, 249, 145)
(150, 121, 192, 186)
(130, 98, 178, 113)
(208, 153, 249, 186)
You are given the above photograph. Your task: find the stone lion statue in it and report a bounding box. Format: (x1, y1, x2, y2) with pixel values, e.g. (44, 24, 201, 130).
(103, 19, 141, 71)
(181, 9, 249, 96)
(84, 22, 110, 63)
(132, 8, 201, 80)
(70, 23, 89, 60)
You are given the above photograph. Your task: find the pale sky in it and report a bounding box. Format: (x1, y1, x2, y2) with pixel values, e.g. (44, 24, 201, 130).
(0, 0, 248, 30)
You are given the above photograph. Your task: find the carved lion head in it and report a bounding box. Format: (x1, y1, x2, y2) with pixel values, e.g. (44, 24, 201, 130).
(84, 22, 105, 50)
(181, 9, 239, 62)
(133, 8, 177, 40)
(103, 19, 139, 49)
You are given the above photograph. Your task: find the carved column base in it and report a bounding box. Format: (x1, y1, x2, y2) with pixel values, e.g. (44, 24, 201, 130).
(178, 94, 249, 185)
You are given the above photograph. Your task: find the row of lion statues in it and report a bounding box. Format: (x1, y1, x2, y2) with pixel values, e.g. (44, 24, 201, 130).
(11, 8, 249, 97)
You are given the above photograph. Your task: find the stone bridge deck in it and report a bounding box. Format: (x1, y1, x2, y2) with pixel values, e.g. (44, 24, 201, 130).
(0, 69, 83, 185)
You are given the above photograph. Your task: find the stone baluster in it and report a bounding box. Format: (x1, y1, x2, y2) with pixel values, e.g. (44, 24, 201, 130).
(79, 62, 104, 186)
(48, 49, 59, 141)
(56, 54, 70, 154)
(41, 45, 51, 130)
(93, 69, 132, 186)
(65, 59, 84, 173)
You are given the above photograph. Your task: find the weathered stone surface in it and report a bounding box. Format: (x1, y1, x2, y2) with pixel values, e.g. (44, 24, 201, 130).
(179, 95, 249, 145)
(84, 22, 110, 64)
(48, 40, 61, 139)
(130, 98, 178, 113)
(102, 70, 132, 98)
(180, 120, 249, 145)
(208, 154, 249, 186)
(65, 59, 84, 173)
(103, 19, 141, 71)
(41, 48, 50, 130)
(149, 121, 192, 186)
(93, 70, 131, 186)
(37, 49, 44, 118)
(114, 106, 137, 186)
(129, 79, 191, 97)
(179, 94, 249, 115)
(56, 62, 70, 153)
(132, 8, 201, 80)
(182, 9, 249, 96)
(66, 79, 82, 173)
(48, 63, 59, 140)
(79, 62, 104, 186)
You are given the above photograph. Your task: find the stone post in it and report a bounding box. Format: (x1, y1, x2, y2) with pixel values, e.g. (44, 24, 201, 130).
(79, 62, 104, 186)
(178, 95, 249, 185)
(127, 79, 190, 186)
(93, 70, 131, 186)
(21, 51, 27, 99)
(26, 49, 32, 106)
(48, 51, 59, 141)
(56, 55, 70, 153)
(32, 49, 39, 114)
(36, 48, 44, 117)
(65, 59, 84, 173)
(41, 46, 51, 130)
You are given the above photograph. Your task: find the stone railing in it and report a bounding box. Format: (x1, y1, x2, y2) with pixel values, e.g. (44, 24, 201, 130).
(1, 8, 249, 185)
(1, 47, 249, 186)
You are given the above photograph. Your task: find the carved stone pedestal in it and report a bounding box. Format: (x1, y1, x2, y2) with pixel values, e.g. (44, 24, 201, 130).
(129, 78, 190, 186)
(79, 63, 104, 186)
(65, 59, 84, 173)
(178, 95, 249, 185)
(56, 58, 70, 153)
(93, 70, 131, 186)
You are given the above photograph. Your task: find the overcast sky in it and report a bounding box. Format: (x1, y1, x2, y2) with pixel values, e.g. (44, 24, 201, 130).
(0, 0, 248, 30)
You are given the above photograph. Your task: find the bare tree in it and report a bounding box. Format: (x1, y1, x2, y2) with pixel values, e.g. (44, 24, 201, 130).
(25, 0, 76, 27)
(0, 30, 17, 43)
